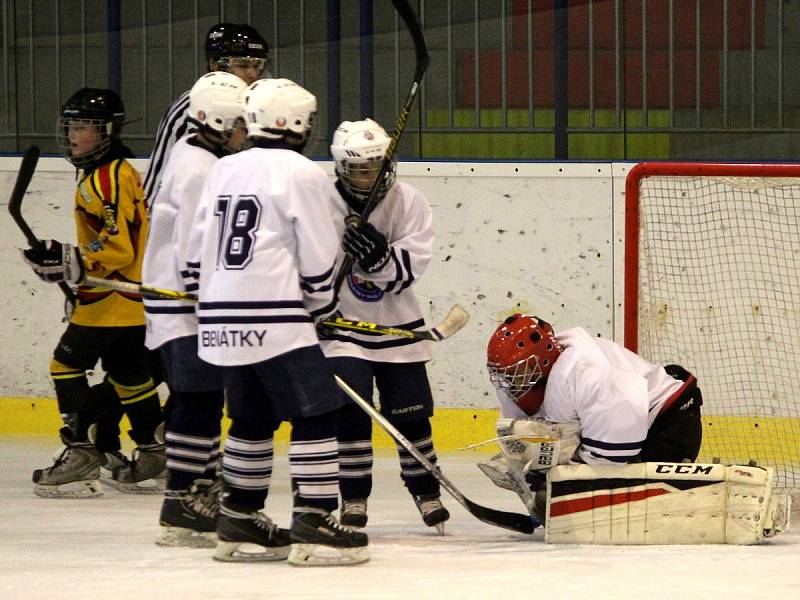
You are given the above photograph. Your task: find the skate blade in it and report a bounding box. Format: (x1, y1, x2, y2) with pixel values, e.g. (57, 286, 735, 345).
(433, 522, 446, 536)
(156, 526, 218, 549)
(212, 540, 290, 562)
(288, 543, 369, 567)
(105, 477, 166, 495)
(34, 479, 104, 498)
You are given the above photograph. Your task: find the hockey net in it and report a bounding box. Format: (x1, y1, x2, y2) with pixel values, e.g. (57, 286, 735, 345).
(625, 163, 800, 492)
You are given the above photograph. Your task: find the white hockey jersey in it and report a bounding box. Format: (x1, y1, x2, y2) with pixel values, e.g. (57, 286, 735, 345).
(143, 136, 219, 350)
(195, 146, 339, 366)
(321, 181, 433, 363)
(497, 327, 685, 465)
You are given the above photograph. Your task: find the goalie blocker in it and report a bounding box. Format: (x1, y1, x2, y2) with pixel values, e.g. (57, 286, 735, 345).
(544, 462, 790, 545)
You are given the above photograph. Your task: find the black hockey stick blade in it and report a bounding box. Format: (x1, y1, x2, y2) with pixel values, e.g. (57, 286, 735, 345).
(8, 146, 76, 304)
(333, 0, 430, 296)
(8, 146, 41, 246)
(334, 375, 536, 535)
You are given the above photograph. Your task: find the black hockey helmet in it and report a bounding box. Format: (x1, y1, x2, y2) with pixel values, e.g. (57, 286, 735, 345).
(57, 87, 125, 168)
(205, 23, 268, 63)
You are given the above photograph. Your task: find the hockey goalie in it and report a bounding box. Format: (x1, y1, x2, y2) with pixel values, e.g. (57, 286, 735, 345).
(478, 314, 790, 545)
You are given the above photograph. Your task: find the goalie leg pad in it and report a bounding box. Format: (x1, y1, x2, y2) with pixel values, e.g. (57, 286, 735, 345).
(544, 462, 783, 545)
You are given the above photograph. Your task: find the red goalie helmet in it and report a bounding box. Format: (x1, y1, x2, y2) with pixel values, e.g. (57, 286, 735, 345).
(486, 314, 563, 415)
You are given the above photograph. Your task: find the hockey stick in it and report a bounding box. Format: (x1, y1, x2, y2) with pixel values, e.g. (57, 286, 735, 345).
(332, 0, 430, 296)
(327, 304, 469, 341)
(82, 274, 467, 341)
(82, 275, 199, 302)
(334, 375, 537, 534)
(7, 146, 77, 304)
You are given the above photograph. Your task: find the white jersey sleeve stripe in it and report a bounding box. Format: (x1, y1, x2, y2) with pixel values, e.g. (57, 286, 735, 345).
(581, 436, 645, 451)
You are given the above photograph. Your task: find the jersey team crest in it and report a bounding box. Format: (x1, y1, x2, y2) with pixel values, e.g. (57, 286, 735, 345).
(347, 273, 384, 302)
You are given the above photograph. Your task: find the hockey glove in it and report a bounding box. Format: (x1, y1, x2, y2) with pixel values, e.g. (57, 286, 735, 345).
(22, 239, 85, 284)
(342, 222, 391, 274)
(315, 310, 343, 340)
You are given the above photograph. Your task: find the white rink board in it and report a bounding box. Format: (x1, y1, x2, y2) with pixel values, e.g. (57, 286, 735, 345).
(0, 158, 631, 404)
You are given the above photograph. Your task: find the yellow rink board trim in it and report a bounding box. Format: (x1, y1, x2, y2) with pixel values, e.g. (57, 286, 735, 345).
(3, 397, 799, 462)
(0, 396, 498, 452)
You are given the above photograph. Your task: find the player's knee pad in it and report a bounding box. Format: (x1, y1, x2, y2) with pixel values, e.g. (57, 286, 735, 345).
(394, 417, 432, 442)
(337, 401, 372, 436)
(228, 417, 276, 441)
(169, 390, 224, 435)
(108, 375, 159, 406)
(544, 462, 790, 545)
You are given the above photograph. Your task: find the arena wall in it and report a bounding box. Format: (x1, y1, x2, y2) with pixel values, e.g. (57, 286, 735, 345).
(0, 158, 633, 444)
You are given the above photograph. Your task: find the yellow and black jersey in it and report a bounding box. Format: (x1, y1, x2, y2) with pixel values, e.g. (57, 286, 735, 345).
(71, 158, 149, 327)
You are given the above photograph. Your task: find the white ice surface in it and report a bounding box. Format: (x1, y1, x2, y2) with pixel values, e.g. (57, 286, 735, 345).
(1, 437, 799, 600)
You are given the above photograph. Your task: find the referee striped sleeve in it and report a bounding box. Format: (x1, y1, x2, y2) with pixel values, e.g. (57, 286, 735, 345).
(142, 90, 191, 202)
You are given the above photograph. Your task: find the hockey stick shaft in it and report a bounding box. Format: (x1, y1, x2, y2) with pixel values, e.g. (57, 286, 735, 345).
(7, 146, 76, 304)
(333, 0, 430, 295)
(82, 276, 198, 301)
(82, 274, 467, 341)
(327, 304, 468, 341)
(334, 375, 536, 535)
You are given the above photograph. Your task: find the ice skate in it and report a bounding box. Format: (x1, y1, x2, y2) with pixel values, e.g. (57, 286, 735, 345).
(414, 493, 450, 535)
(213, 505, 291, 562)
(157, 479, 221, 548)
(340, 498, 368, 529)
(288, 507, 369, 566)
(109, 441, 166, 494)
(32, 429, 103, 498)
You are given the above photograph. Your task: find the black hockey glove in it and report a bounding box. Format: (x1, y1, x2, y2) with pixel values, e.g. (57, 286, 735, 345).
(22, 239, 85, 284)
(315, 310, 343, 340)
(342, 222, 391, 274)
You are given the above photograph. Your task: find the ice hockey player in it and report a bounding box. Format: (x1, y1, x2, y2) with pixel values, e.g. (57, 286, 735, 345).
(480, 315, 790, 544)
(142, 22, 268, 204)
(142, 71, 249, 547)
(194, 78, 368, 565)
(322, 118, 449, 534)
(22, 88, 164, 497)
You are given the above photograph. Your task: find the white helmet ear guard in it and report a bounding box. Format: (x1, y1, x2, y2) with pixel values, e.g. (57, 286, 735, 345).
(188, 71, 248, 133)
(330, 118, 396, 204)
(242, 78, 317, 142)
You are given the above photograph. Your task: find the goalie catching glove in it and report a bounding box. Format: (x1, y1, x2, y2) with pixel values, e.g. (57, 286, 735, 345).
(22, 239, 85, 285)
(494, 417, 580, 473)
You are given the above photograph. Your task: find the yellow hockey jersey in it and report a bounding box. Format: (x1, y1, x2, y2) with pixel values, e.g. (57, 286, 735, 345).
(70, 158, 149, 327)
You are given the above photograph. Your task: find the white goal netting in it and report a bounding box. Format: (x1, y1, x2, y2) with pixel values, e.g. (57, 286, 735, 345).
(627, 164, 800, 490)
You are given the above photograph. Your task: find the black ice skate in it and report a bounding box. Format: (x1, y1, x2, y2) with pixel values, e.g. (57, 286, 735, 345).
(340, 498, 368, 529)
(157, 479, 221, 548)
(32, 428, 103, 498)
(289, 507, 369, 566)
(109, 441, 166, 494)
(414, 493, 450, 535)
(213, 504, 292, 562)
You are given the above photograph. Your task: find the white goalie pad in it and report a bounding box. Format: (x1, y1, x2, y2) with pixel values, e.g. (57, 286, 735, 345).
(495, 418, 580, 473)
(544, 462, 790, 545)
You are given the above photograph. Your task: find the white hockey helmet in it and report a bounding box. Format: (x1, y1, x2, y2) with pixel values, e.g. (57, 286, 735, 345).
(330, 118, 396, 204)
(188, 71, 247, 133)
(242, 78, 316, 142)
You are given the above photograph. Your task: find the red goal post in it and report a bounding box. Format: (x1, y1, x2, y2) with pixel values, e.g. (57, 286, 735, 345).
(625, 162, 800, 491)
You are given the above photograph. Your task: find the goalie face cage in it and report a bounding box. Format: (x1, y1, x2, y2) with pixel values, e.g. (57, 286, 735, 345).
(625, 162, 800, 492)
